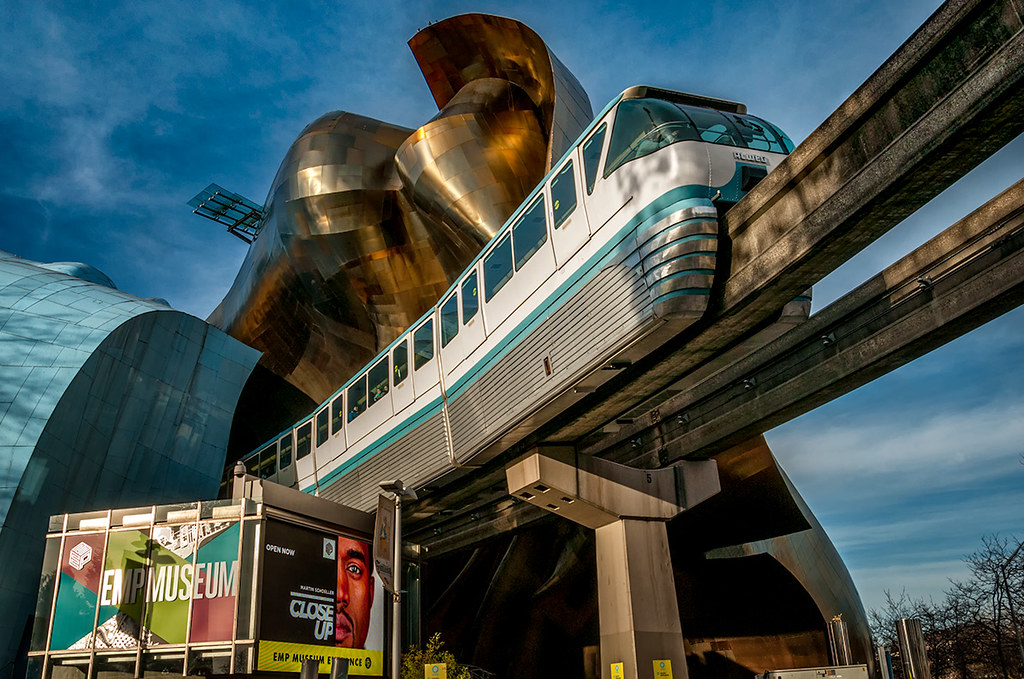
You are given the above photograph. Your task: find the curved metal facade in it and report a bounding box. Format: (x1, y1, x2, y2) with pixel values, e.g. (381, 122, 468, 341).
(0, 252, 259, 669)
(210, 15, 593, 405)
(199, 13, 869, 679)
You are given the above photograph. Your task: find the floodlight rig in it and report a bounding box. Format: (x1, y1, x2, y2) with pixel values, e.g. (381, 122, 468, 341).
(187, 183, 265, 244)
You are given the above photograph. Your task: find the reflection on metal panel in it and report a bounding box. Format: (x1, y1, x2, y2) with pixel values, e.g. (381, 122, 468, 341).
(210, 15, 592, 410)
(408, 13, 593, 168)
(0, 252, 259, 668)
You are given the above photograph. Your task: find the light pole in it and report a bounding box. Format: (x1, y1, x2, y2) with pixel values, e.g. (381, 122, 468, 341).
(379, 480, 417, 679)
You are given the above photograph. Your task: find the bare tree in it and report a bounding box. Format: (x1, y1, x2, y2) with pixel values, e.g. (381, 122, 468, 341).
(869, 535, 1024, 679)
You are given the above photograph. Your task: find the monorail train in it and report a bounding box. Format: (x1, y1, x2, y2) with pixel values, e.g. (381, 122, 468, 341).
(240, 85, 797, 510)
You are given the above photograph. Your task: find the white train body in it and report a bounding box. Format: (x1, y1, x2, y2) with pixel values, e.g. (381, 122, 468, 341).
(241, 86, 796, 511)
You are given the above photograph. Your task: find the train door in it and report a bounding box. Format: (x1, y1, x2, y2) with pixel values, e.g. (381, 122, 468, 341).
(297, 406, 330, 490)
(345, 355, 394, 446)
(411, 317, 440, 400)
(579, 121, 610, 234)
(391, 337, 414, 416)
(549, 155, 589, 267)
(279, 422, 304, 488)
(439, 266, 486, 386)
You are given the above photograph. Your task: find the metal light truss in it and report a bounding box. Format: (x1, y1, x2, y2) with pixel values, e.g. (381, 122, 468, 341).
(187, 183, 264, 244)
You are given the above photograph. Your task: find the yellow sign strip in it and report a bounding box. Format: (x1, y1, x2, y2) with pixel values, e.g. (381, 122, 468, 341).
(257, 639, 383, 676)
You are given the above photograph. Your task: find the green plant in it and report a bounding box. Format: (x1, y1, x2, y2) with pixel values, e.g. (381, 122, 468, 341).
(400, 633, 472, 679)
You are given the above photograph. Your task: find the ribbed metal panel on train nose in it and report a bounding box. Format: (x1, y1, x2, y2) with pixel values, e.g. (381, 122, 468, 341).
(636, 203, 719, 319)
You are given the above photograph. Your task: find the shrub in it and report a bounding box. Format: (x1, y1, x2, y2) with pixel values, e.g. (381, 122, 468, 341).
(400, 633, 472, 679)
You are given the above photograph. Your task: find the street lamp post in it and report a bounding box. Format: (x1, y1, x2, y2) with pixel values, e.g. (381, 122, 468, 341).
(379, 480, 417, 679)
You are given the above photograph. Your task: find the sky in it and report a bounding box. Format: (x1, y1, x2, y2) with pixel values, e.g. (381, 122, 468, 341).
(1, 0, 1021, 617)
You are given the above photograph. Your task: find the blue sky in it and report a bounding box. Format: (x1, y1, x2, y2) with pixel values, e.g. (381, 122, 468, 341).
(1, 0, 1021, 615)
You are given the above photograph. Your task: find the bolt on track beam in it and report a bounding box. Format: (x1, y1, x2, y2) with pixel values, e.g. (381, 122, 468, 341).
(545, 0, 1024, 442)
(587, 176, 1024, 464)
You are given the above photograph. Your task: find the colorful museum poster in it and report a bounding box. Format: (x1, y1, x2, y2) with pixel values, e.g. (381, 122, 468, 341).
(258, 520, 383, 675)
(189, 521, 240, 642)
(50, 532, 106, 650)
(141, 522, 196, 645)
(94, 529, 150, 649)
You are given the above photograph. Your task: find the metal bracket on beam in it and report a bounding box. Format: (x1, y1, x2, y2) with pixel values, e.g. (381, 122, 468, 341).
(505, 446, 720, 528)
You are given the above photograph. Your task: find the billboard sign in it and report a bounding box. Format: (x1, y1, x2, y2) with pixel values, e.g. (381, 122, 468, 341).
(258, 520, 383, 675)
(49, 521, 239, 650)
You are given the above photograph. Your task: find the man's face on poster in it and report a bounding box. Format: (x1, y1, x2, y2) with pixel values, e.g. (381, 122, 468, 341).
(336, 537, 374, 648)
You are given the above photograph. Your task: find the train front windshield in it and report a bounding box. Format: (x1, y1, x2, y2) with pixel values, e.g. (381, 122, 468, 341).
(604, 97, 795, 176)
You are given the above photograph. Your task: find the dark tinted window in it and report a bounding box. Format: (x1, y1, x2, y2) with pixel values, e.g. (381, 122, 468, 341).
(278, 435, 292, 470)
(316, 408, 329, 447)
(331, 395, 343, 434)
(679, 105, 741, 146)
(368, 357, 389, 406)
(440, 295, 459, 347)
(763, 118, 796, 153)
(605, 98, 699, 176)
(462, 272, 478, 324)
(414, 320, 434, 369)
(484, 234, 513, 301)
(551, 161, 577, 228)
(726, 112, 785, 153)
(258, 444, 276, 478)
(582, 123, 606, 194)
(294, 424, 310, 462)
(393, 340, 408, 385)
(347, 374, 367, 422)
(513, 196, 547, 270)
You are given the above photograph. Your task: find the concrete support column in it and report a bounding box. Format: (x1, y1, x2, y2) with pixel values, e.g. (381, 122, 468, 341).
(507, 448, 718, 679)
(596, 519, 686, 679)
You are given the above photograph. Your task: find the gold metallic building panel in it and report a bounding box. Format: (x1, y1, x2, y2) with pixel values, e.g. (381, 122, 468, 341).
(210, 17, 592, 405)
(397, 78, 548, 244)
(209, 112, 464, 401)
(409, 13, 593, 168)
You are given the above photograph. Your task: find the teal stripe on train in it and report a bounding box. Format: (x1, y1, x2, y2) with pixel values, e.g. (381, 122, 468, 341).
(310, 186, 718, 493)
(444, 189, 713, 404)
(304, 397, 443, 492)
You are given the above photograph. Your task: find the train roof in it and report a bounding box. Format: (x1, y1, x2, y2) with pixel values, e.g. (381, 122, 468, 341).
(620, 85, 747, 114)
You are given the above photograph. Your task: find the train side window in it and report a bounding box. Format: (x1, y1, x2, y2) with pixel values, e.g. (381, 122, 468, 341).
(513, 195, 547, 270)
(316, 408, 329, 447)
(331, 394, 344, 434)
(368, 357, 389, 406)
(462, 272, 478, 324)
(484, 234, 513, 301)
(414, 320, 434, 370)
(680, 105, 741, 147)
(393, 340, 408, 385)
(551, 161, 577, 228)
(605, 98, 699, 176)
(440, 294, 459, 347)
(582, 124, 606, 194)
(278, 435, 293, 470)
(245, 452, 260, 476)
(348, 374, 367, 421)
(258, 444, 276, 478)
(294, 423, 310, 462)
